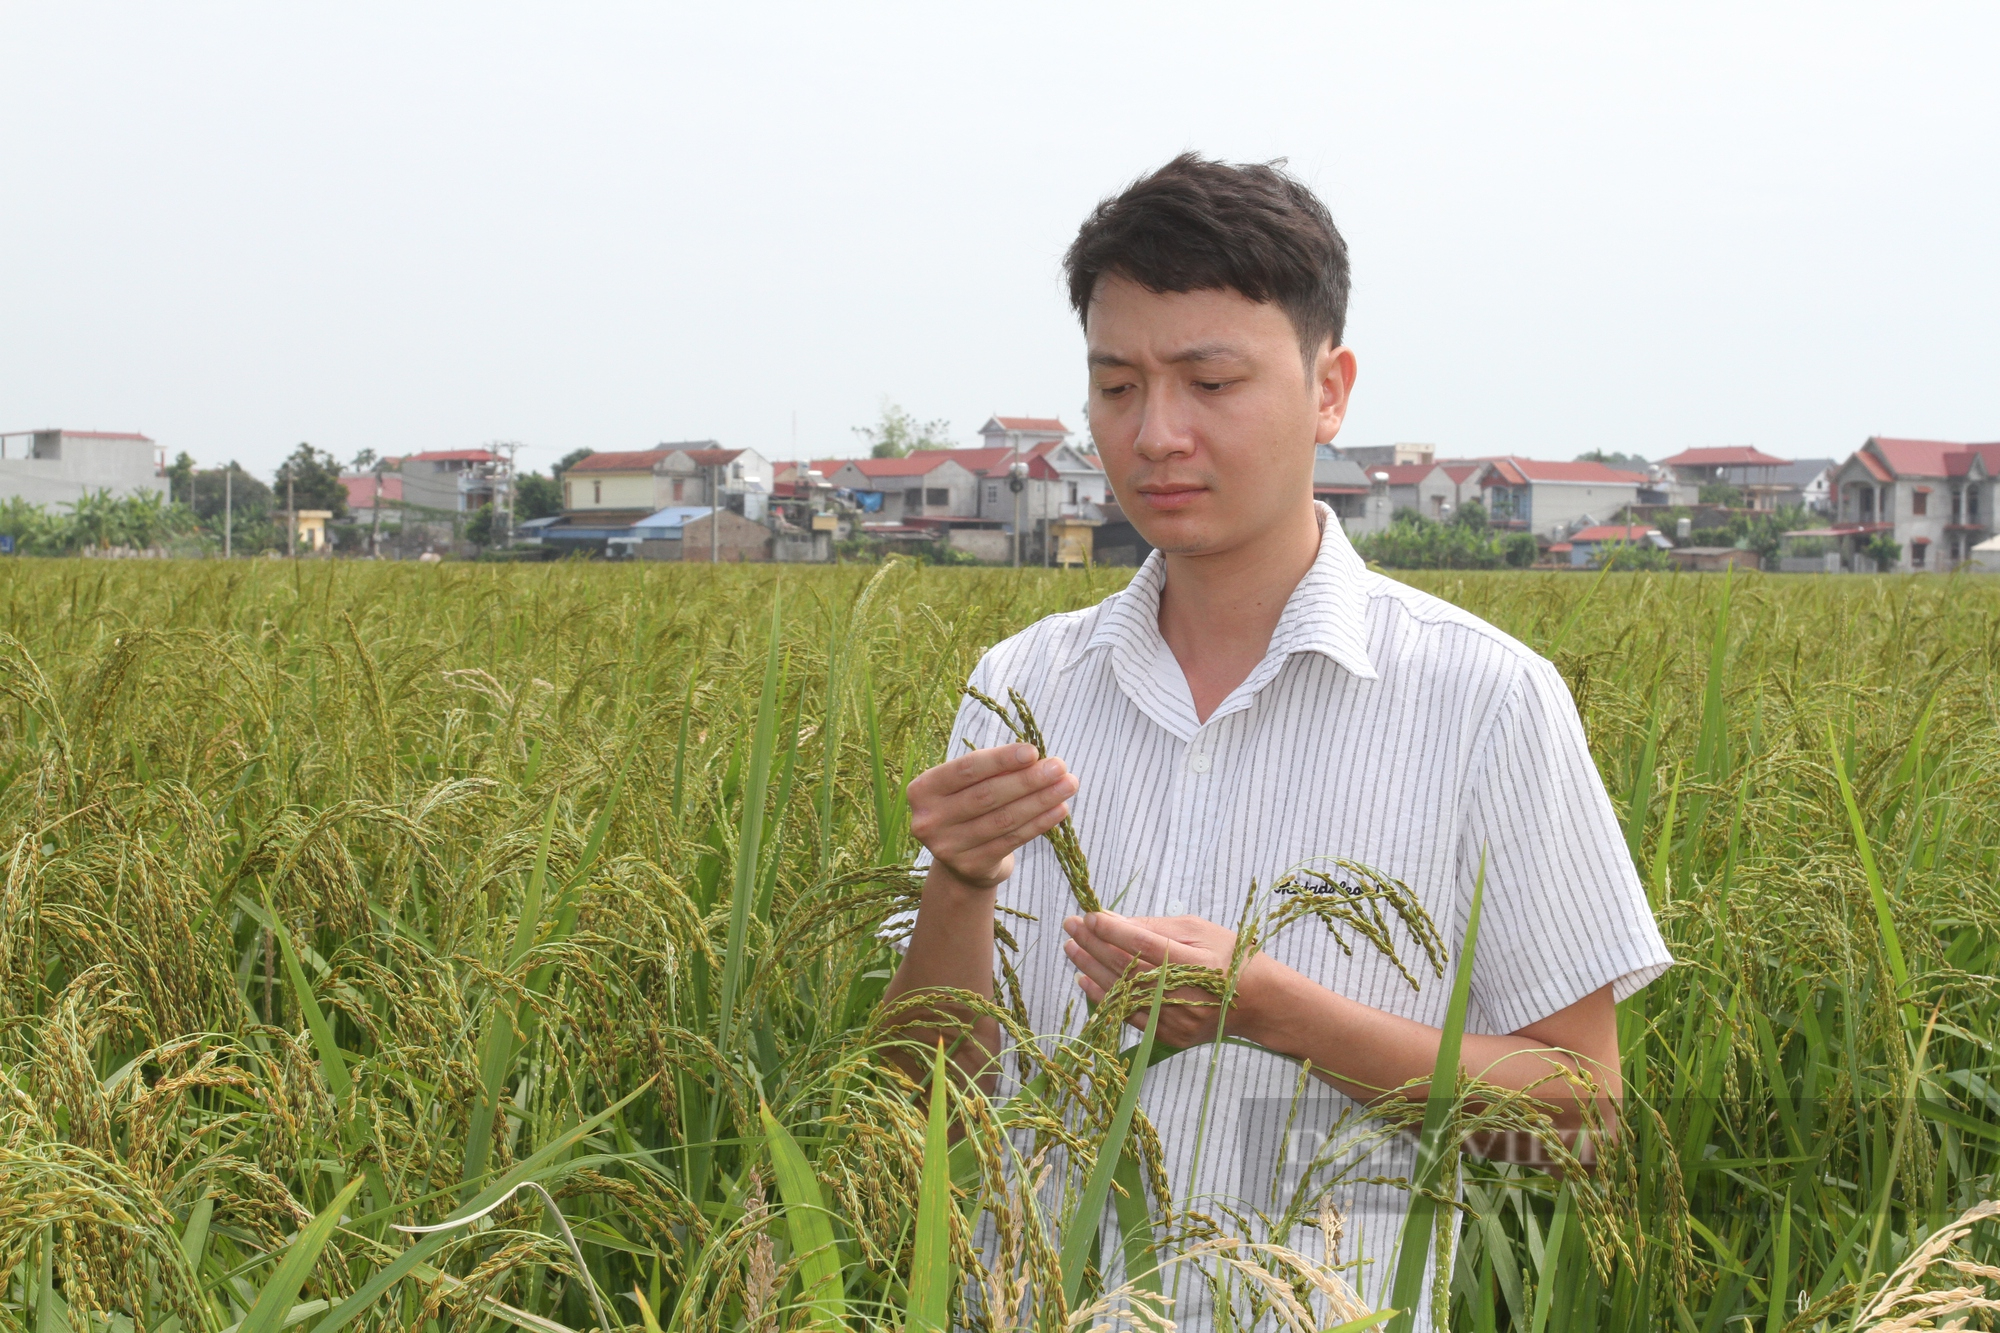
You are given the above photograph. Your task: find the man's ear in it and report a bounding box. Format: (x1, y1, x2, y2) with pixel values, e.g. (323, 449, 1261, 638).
(1314, 343, 1359, 445)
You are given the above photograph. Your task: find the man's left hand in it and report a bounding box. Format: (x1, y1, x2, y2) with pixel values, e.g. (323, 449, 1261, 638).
(1061, 911, 1291, 1049)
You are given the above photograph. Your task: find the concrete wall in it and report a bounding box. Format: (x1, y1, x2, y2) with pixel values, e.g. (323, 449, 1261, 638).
(947, 528, 1013, 563)
(1518, 483, 1642, 536)
(681, 509, 773, 561)
(566, 473, 658, 511)
(0, 433, 164, 506)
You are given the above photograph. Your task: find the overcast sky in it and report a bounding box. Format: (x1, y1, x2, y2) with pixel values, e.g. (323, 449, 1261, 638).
(4, 4, 1996, 479)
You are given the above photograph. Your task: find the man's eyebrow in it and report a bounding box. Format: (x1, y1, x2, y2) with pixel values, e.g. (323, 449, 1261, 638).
(1166, 342, 1246, 365)
(1087, 343, 1248, 369)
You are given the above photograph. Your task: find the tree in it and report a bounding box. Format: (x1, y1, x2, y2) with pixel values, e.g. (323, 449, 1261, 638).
(1451, 497, 1489, 529)
(1576, 449, 1650, 470)
(274, 443, 351, 519)
(351, 448, 378, 471)
(165, 452, 197, 507)
(1863, 533, 1902, 570)
(852, 401, 953, 458)
(515, 472, 563, 520)
(555, 448, 595, 476)
(465, 503, 496, 547)
(1595, 540, 1676, 571)
(1698, 481, 1745, 507)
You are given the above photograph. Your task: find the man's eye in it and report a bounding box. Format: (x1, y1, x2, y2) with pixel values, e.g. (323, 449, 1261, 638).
(1195, 380, 1229, 392)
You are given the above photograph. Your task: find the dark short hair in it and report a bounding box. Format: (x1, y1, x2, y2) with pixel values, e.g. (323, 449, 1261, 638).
(1063, 153, 1350, 361)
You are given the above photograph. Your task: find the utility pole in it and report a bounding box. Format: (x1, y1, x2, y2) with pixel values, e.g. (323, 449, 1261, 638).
(1009, 457, 1026, 567)
(495, 441, 517, 551)
(710, 462, 720, 563)
(287, 476, 297, 559)
(370, 463, 383, 558)
(224, 464, 233, 558)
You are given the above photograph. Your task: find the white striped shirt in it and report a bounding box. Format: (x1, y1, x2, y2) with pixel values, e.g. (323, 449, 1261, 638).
(912, 503, 1672, 1324)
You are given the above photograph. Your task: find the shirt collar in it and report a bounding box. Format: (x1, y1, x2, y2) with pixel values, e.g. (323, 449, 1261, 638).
(1066, 501, 1379, 719)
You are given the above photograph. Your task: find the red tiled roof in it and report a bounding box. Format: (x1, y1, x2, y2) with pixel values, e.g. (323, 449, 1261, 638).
(1476, 457, 1645, 486)
(1849, 451, 1893, 483)
(681, 447, 743, 467)
(567, 449, 674, 473)
(1865, 437, 2000, 479)
(341, 474, 404, 507)
(826, 453, 958, 479)
(406, 449, 498, 463)
(1440, 464, 1483, 484)
(1570, 524, 1661, 543)
(1660, 446, 1789, 468)
(947, 441, 1065, 477)
(989, 416, 1070, 435)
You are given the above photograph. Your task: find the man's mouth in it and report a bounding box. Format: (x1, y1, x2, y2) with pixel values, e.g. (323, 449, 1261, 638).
(1135, 483, 1205, 512)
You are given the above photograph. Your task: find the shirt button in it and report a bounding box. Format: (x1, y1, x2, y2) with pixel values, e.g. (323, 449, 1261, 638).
(1165, 898, 1187, 916)
(1187, 751, 1211, 775)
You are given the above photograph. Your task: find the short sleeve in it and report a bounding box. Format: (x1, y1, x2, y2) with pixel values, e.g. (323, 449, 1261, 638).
(878, 655, 1011, 948)
(1456, 656, 1673, 1034)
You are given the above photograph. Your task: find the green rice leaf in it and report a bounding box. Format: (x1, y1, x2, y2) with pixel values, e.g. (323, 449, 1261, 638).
(759, 1099, 848, 1328)
(237, 1177, 362, 1333)
(1386, 850, 1484, 1333)
(903, 1042, 955, 1333)
(1061, 962, 1166, 1307)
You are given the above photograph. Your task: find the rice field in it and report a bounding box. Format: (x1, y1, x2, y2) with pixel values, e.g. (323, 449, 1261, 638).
(2, 557, 1998, 1331)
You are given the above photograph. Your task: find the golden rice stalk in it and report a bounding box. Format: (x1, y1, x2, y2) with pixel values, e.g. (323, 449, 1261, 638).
(963, 685, 1100, 913)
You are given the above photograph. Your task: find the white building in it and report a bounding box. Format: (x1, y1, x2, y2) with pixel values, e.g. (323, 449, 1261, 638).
(0, 429, 165, 505)
(1476, 457, 1649, 539)
(1823, 436, 1999, 571)
(563, 444, 774, 517)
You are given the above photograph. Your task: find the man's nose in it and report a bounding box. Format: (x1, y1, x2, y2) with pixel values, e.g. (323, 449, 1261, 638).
(1132, 383, 1198, 462)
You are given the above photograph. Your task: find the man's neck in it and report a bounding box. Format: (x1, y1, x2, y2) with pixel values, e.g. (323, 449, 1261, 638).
(1156, 501, 1323, 724)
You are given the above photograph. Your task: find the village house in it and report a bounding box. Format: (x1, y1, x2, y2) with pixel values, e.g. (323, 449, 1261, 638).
(1475, 457, 1649, 539)
(563, 443, 774, 517)
(1818, 437, 1999, 571)
(1659, 446, 1793, 510)
(0, 429, 165, 505)
(400, 449, 509, 513)
(340, 468, 405, 522)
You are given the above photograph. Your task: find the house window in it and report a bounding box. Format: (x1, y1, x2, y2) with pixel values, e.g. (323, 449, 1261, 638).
(1912, 489, 1928, 516)
(904, 487, 923, 512)
(1067, 481, 1078, 503)
(564, 482, 572, 508)
(986, 483, 999, 507)
(593, 480, 602, 504)
(672, 479, 684, 502)
(1912, 541, 1927, 569)
(926, 487, 949, 507)
(1972, 489, 1982, 521)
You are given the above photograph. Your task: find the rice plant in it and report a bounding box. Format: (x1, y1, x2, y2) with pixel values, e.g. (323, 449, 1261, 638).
(0, 557, 1996, 1331)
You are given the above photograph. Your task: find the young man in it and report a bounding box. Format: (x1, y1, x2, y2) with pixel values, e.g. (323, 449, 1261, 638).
(882, 154, 1671, 1321)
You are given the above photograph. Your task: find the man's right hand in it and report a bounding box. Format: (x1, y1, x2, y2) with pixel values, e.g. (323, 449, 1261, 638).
(906, 743, 1079, 891)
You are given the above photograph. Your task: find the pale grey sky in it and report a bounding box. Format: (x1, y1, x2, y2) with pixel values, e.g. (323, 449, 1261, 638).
(4, 4, 1996, 479)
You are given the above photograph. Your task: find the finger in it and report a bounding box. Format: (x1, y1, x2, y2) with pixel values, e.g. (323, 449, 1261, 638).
(1064, 910, 1136, 959)
(948, 758, 1072, 821)
(1081, 911, 1176, 966)
(1061, 937, 1125, 995)
(943, 794, 1075, 869)
(917, 743, 1043, 798)
(955, 773, 1078, 848)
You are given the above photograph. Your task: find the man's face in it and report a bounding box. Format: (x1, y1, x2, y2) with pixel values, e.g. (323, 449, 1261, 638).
(1085, 274, 1355, 556)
